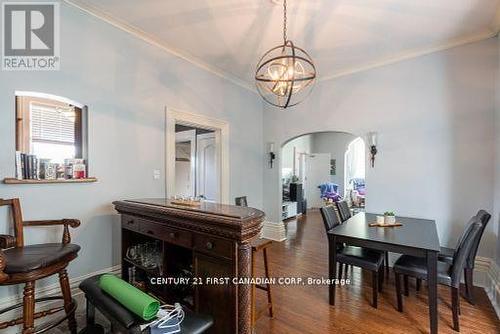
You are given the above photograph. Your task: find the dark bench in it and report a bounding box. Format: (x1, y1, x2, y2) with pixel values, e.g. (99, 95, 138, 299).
(79, 275, 213, 334)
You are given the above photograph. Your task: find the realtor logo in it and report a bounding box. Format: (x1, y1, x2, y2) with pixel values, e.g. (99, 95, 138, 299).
(2, 2, 60, 70)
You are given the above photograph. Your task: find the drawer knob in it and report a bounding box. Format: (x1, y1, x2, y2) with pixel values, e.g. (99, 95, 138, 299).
(206, 241, 214, 250)
(127, 220, 134, 225)
(169, 232, 176, 239)
(146, 230, 155, 235)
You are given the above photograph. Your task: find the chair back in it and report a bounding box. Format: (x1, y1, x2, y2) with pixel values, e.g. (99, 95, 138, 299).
(0, 198, 23, 247)
(450, 220, 482, 286)
(235, 196, 248, 207)
(336, 200, 351, 222)
(466, 210, 491, 268)
(320, 205, 340, 233)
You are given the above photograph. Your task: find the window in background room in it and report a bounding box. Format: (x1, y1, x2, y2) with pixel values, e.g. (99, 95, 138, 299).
(16, 94, 85, 163)
(344, 137, 366, 208)
(14, 92, 88, 181)
(30, 102, 79, 163)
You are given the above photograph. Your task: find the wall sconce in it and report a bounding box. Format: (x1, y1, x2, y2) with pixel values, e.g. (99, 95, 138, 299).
(368, 132, 378, 167)
(268, 142, 276, 168)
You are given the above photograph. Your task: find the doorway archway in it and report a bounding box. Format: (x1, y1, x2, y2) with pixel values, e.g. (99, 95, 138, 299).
(280, 131, 366, 221)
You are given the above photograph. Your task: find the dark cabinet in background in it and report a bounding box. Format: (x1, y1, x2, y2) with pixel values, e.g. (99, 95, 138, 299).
(290, 183, 307, 214)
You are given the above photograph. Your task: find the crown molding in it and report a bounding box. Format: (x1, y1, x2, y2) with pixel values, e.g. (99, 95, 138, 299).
(64, 0, 496, 91)
(62, 0, 256, 93)
(319, 29, 496, 82)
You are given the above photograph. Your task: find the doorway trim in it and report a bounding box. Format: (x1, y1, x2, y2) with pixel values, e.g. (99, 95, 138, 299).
(165, 107, 230, 204)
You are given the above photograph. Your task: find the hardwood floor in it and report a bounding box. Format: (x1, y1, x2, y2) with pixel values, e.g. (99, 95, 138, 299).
(254, 210, 500, 334)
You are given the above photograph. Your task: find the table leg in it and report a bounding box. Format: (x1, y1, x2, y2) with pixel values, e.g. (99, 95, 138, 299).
(329, 236, 337, 305)
(426, 251, 438, 334)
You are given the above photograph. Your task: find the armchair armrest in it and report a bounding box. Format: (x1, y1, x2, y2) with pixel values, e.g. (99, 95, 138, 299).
(0, 234, 16, 249)
(23, 219, 81, 244)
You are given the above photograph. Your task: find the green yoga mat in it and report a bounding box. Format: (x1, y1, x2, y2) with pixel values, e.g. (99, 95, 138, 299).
(99, 274, 160, 321)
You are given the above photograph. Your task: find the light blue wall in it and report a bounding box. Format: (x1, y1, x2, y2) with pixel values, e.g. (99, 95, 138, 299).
(0, 3, 263, 300)
(496, 35, 500, 267)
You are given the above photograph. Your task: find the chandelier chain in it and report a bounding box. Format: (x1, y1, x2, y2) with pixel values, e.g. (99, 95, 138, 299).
(283, 0, 287, 44)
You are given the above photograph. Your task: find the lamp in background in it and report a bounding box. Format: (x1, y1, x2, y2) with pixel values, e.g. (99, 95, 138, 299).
(368, 132, 378, 167)
(268, 142, 276, 168)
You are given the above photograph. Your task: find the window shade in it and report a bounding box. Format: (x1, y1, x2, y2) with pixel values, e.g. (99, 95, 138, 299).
(31, 103, 75, 144)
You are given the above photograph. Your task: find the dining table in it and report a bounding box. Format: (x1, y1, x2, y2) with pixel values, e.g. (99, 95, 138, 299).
(327, 212, 440, 334)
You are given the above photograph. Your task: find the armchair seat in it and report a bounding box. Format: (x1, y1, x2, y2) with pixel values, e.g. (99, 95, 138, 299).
(3, 243, 80, 274)
(394, 255, 452, 286)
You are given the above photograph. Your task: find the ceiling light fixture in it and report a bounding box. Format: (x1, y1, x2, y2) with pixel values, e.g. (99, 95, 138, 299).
(255, 0, 316, 109)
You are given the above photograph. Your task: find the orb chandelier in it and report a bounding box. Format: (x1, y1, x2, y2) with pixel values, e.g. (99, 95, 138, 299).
(255, 0, 316, 109)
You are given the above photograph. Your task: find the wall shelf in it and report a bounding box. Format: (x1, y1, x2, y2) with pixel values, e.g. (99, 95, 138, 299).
(3, 177, 97, 184)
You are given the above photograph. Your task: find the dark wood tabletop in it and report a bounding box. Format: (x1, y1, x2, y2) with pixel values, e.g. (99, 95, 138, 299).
(328, 212, 440, 252)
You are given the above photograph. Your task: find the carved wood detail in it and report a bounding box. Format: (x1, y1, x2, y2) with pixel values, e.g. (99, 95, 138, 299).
(238, 242, 252, 334)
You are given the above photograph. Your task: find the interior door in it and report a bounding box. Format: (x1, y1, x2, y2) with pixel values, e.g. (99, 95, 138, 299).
(196, 133, 218, 201)
(305, 153, 331, 208)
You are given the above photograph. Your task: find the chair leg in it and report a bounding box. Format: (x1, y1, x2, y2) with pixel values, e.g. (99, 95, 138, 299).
(385, 252, 390, 275)
(339, 263, 343, 280)
(86, 298, 95, 326)
(403, 275, 409, 296)
(251, 250, 256, 328)
(416, 278, 421, 292)
(22, 281, 35, 334)
(451, 286, 460, 332)
(59, 269, 77, 334)
(378, 266, 384, 292)
(395, 273, 403, 312)
(464, 268, 474, 305)
(263, 248, 274, 318)
(372, 271, 378, 308)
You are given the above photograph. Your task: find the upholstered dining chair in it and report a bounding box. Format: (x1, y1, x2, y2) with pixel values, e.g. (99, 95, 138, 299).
(320, 205, 385, 308)
(437, 210, 491, 304)
(335, 200, 352, 222)
(393, 219, 482, 332)
(410, 210, 491, 304)
(235, 196, 248, 207)
(336, 201, 390, 275)
(0, 198, 81, 334)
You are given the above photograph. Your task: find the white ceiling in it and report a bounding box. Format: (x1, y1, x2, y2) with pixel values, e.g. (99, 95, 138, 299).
(66, 0, 500, 89)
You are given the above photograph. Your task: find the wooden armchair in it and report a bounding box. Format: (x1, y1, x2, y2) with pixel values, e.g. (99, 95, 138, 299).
(0, 198, 81, 334)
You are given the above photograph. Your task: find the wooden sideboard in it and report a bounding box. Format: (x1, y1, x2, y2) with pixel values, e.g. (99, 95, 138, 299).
(113, 198, 265, 334)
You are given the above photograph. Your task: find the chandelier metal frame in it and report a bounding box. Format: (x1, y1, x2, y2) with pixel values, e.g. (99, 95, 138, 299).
(255, 0, 317, 108)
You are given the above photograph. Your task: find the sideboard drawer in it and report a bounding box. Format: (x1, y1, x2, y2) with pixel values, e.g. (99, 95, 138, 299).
(194, 234, 234, 259)
(122, 215, 141, 232)
(140, 220, 192, 248)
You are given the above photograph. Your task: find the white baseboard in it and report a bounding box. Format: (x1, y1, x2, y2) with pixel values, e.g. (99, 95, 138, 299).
(482, 258, 500, 318)
(261, 221, 286, 242)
